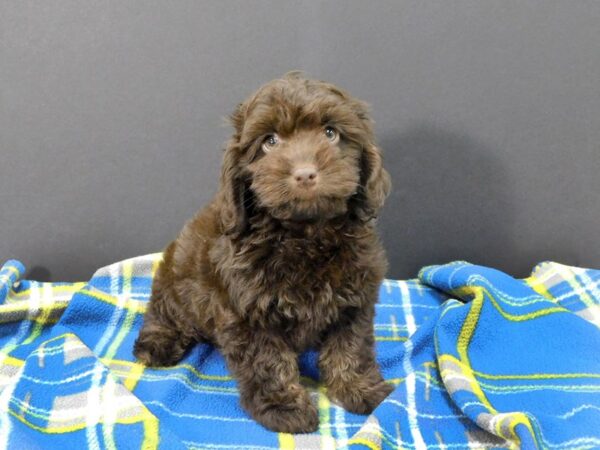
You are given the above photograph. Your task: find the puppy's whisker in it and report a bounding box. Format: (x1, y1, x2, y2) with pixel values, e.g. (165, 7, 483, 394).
(242, 196, 256, 209)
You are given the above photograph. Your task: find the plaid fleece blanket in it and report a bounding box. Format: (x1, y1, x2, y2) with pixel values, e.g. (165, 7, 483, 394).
(0, 255, 599, 450)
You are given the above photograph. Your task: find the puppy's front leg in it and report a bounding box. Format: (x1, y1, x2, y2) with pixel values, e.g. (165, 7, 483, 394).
(219, 327, 318, 433)
(319, 305, 393, 414)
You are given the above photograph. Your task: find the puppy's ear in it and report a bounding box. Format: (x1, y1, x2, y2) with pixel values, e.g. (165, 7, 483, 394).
(219, 103, 250, 235)
(354, 144, 391, 222)
(219, 140, 248, 236)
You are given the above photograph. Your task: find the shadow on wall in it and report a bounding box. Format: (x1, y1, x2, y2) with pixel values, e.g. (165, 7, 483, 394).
(379, 124, 519, 280)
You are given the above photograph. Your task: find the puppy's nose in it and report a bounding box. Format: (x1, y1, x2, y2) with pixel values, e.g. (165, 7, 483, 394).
(293, 166, 318, 187)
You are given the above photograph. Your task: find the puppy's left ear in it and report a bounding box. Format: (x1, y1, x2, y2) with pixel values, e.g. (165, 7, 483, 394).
(354, 144, 391, 221)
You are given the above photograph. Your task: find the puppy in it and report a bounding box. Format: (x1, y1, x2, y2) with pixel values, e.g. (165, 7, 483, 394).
(134, 73, 393, 433)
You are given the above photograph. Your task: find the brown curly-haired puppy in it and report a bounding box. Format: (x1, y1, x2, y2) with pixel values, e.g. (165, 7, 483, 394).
(134, 73, 393, 433)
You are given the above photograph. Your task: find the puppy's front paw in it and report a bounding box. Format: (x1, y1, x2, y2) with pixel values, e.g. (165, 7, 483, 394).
(329, 378, 393, 415)
(248, 388, 319, 433)
(255, 401, 319, 433)
(133, 337, 183, 367)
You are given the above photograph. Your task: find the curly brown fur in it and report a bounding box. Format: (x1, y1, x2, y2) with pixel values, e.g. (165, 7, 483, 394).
(134, 73, 393, 433)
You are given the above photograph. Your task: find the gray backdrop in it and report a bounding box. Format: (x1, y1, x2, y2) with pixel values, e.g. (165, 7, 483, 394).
(1, 1, 599, 282)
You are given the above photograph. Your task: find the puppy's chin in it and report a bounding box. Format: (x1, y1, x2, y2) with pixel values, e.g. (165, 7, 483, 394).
(267, 197, 350, 223)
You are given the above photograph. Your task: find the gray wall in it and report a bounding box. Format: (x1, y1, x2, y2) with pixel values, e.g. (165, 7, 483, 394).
(1, 1, 599, 282)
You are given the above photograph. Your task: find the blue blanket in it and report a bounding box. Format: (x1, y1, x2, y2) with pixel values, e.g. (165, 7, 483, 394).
(0, 254, 599, 449)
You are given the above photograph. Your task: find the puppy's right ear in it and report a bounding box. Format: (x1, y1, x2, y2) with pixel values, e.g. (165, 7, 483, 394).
(219, 104, 248, 236)
(219, 141, 248, 236)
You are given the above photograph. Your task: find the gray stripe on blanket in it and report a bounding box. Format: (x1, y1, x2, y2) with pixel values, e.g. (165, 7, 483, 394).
(439, 359, 475, 395)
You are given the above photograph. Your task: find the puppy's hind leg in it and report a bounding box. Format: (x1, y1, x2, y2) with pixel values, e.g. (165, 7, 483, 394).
(134, 263, 194, 367)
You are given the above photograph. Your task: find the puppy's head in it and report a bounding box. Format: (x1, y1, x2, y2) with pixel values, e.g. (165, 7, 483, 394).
(220, 72, 390, 234)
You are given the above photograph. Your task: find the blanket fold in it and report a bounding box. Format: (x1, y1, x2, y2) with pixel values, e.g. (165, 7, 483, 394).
(0, 255, 598, 450)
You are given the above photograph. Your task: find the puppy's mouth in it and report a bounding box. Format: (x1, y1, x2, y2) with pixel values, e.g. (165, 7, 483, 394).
(261, 193, 354, 223)
(269, 199, 348, 222)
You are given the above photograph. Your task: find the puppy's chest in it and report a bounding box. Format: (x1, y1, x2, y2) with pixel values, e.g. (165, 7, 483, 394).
(253, 238, 363, 338)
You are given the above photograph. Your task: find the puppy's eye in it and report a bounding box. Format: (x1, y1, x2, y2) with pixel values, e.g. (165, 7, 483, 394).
(262, 134, 280, 152)
(324, 126, 339, 142)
